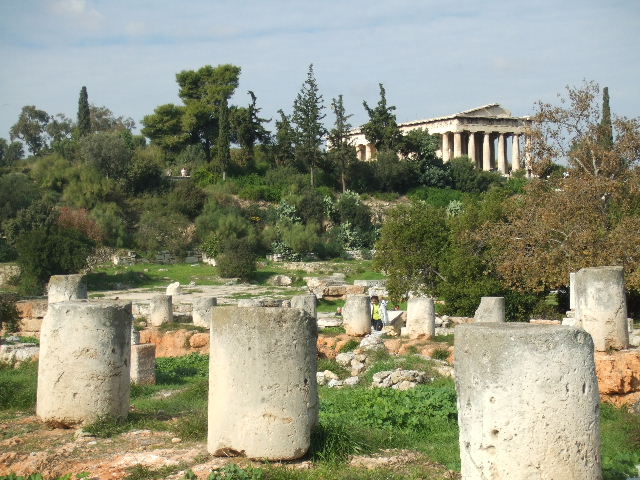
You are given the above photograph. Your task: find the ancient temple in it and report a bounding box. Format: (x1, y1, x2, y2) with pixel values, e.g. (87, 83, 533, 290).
(348, 104, 532, 174)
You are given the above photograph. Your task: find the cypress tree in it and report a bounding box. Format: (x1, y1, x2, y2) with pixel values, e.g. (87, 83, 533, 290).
(215, 98, 231, 181)
(77, 86, 91, 137)
(600, 87, 613, 149)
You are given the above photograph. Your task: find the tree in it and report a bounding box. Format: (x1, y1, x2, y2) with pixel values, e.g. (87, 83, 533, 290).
(79, 131, 132, 180)
(361, 84, 402, 153)
(292, 64, 326, 187)
(373, 201, 449, 300)
(230, 91, 271, 168)
(273, 110, 296, 167)
(527, 81, 640, 178)
(141, 103, 190, 155)
(2, 141, 24, 166)
(328, 95, 356, 192)
(0, 173, 41, 225)
(89, 104, 135, 132)
(77, 86, 91, 137)
(176, 64, 241, 161)
(215, 98, 231, 180)
(10, 105, 50, 155)
(600, 86, 613, 149)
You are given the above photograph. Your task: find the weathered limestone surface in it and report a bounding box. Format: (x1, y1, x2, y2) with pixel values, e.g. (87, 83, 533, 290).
(149, 295, 173, 327)
(47, 274, 87, 303)
(16, 299, 48, 335)
(342, 295, 371, 336)
(405, 297, 435, 338)
(291, 294, 317, 319)
(130, 343, 156, 385)
(37, 301, 132, 426)
(208, 307, 318, 460)
(575, 266, 629, 351)
(192, 297, 217, 328)
(473, 297, 505, 323)
(166, 282, 181, 296)
(455, 323, 601, 479)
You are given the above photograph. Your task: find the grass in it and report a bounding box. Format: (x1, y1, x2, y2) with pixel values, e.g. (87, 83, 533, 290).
(316, 358, 350, 379)
(600, 402, 640, 480)
(1, 335, 39, 345)
(320, 326, 345, 336)
(338, 339, 359, 352)
(433, 334, 454, 346)
(0, 361, 38, 411)
(317, 299, 345, 313)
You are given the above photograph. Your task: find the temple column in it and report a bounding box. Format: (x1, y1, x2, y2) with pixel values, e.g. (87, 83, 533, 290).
(482, 133, 491, 171)
(512, 134, 521, 171)
(453, 132, 462, 159)
(468, 133, 476, 165)
(497, 133, 507, 174)
(442, 133, 450, 162)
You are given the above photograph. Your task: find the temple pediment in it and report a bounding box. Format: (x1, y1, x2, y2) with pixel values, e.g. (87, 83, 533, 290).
(457, 104, 512, 118)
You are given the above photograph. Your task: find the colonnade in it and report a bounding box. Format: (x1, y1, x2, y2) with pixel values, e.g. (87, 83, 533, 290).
(440, 131, 530, 173)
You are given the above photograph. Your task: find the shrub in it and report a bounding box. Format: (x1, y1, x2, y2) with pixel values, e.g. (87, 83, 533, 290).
(339, 339, 359, 352)
(0, 360, 38, 410)
(168, 179, 206, 219)
(238, 184, 281, 202)
(134, 210, 193, 256)
(216, 239, 257, 280)
(0, 293, 20, 333)
(408, 186, 463, 209)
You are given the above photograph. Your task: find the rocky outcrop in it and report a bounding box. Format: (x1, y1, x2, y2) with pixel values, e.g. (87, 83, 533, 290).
(372, 369, 432, 390)
(595, 348, 640, 407)
(139, 329, 209, 357)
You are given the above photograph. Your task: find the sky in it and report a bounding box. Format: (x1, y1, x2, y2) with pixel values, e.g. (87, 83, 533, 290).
(0, 0, 639, 142)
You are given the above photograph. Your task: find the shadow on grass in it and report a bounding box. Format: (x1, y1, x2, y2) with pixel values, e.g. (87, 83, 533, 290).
(85, 271, 154, 291)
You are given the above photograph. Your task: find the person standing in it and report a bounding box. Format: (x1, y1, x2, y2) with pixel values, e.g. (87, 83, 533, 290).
(370, 295, 384, 332)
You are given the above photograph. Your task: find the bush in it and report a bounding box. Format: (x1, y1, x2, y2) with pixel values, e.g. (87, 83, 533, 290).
(216, 239, 257, 280)
(408, 186, 464, 209)
(134, 210, 193, 256)
(168, 179, 206, 219)
(0, 360, 38, 410)
(0, 293, 20, 333)
(238, 184, 281, 202)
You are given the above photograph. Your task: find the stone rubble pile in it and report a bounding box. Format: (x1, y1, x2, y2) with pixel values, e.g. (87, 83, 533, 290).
(372, 369, 432, 390)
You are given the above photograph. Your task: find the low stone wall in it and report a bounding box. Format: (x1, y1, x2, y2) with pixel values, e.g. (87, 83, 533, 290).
(16, 299, 48, 336)
(139, 328, 209, 357)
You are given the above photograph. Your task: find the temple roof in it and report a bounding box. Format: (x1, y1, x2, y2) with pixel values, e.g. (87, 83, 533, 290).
(399, 103, 517, 127)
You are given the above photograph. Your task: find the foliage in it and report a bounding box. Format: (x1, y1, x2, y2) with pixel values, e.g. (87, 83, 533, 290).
(338, 339, 359, 353)
(600, 403, 640, 480)
(407, 187, 463, 209)
(89, 104, 135, 133)
(374, 201, 449, 301)
(10, 105, 50, 155)
(449, 157, 504, 193)
(187, 464, 264, 480)
(328, 95, 356, 192)
(200, 232, 222, 258)
(124, 146, 165, 194)
(15, 225, 95, 295)
(292, 64, 326, 186)
(361, 84, 402, 152)
(57, 206, 104, 243)
(141, 103, 189, 155)
(169, 179, 206, 219)
(372, 149, 418, 193)
(79, 131, 133, 180)
(0, 293, 20, 333)
(135, 208, 193, 256)
(0, 173, 41, 225)
(0, 361, 38, 410)
(215, 98, 232, 178)
(216, 239, 257, 280)
(272, 110, 297, 168)
(77, 86, 91, 137)
(230, 90, 271, 167)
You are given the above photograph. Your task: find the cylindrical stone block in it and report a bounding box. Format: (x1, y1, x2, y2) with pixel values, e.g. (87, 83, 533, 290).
(47, 274, 87, 303)
(405, 297, 435, 338)
(192, 297, 217, 328)
(291, 294, 317, 319)
(208, 307, 318, 460)
(149, 295, 173, 327)
(130, 343, 156, 385)
(474, 297, 505, 323)
(569, 272, 576, 310)
(575, 266, 629, 351)
(37, 300, 132, 426)
(342, 294, 371, 336)
(455, 323, 601, 479)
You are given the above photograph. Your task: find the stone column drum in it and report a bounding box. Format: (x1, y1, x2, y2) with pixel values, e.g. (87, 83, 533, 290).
(291, 294, 317, 319)
(208, 307, 318, 460)
(192, 297, 217, 328)
(342, 294, 371, 336)
(405, 297, 435, 338)
(575, 266, 629, 351)
(455, 323, 601, 479)
(474, 297, 505, 323)
(37, 300, 132, 426)
(149, 294, 173, 327)
(131, 343, 156, 385)
(47, 274, 87, 303)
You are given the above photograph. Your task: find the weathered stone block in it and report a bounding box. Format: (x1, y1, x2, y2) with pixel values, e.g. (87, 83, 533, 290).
(455, 323, 601, 479)
(473, 296, 505, 323)
(342, 295, 371, 336)
(37, 300, 132, 426)
(192, 297, 217, 328)
(291, 294, 317, 319)
(208, 307, 318, 460)
(130, 343, 156, 385)
(47, 274, 87, 303)
(149, 295, 172, 327)
(405, 297, 435, 338)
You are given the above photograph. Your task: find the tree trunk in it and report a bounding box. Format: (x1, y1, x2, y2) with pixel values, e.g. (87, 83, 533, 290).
(310, 166, 315, 187)
(341, 172, 346, 193)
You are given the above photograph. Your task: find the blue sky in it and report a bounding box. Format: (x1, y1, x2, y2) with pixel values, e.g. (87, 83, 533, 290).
(0, 0, 639, 141)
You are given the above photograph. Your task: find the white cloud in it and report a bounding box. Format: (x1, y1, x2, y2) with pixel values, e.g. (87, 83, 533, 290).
(51, 0, 103, 29)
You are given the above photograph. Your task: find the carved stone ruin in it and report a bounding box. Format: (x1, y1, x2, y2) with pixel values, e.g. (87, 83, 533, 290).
(192, 297, 217, 328)
(342, 294, 371, 336)
(575, 266, 629, 351)
(130, 343, 156, 385)
(473, 297, 505, 323)
(405, 296, 436, 338)
(208, 307, 318, 460)
(291, 293, 317, 319)
(37, 300, 132, 426)
(149, 294, 173, 327)
(47, 274, 87, 303)
(455, 323, 601, 479)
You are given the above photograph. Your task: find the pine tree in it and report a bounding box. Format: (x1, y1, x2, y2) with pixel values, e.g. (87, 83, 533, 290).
(273, 110, 296, 167)
(600, 86, 613, 149)
(328, 95, 356, 192)
(362, 84, 402, 153)
(215, 98, 231, 181)
(77, 86, 91, 137)
(292, 64, 326, 187)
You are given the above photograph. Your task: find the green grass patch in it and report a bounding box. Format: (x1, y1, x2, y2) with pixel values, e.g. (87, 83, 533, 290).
(601, 402, 640, 480)
(433, 334, 454, 346)
(317, 299, 345, 313)
(338, 339, 359, 353)
(1, 335, 39, 345)
(124, 463, 188, 480)
(320, 326, 345, 336)
(158, 323, 208, 333)
(316, 358, 350, 380)
(0, 361, 38, 411)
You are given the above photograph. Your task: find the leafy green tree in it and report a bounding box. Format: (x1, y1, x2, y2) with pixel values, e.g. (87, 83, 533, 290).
(273, 110, 296, 167)
(141, 104, 189, 155)
(217, 238, 257, 280)
(2, 200, 57, 247)
(0, 173, 41, 225)
(362, 84, 402, 153)
(89, 104, 135, 132)
(91, 202, 128, 247)
(0, 140, 24, 166)
(169, 179, 206, 219)
(10, 105, 50, 155)
(215, 98, 232, 180)
(77, 86, 91, 137)
(124, 146, 165, 194)
(374, 201, 449, 300)
(79, 131, 132, 180)
(292, 64, 326, 187)
(135, 209, 193, 256)
(231, 91, 271, 168)
(46, 113, 75, 156)
(328, 95, 357, 192)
